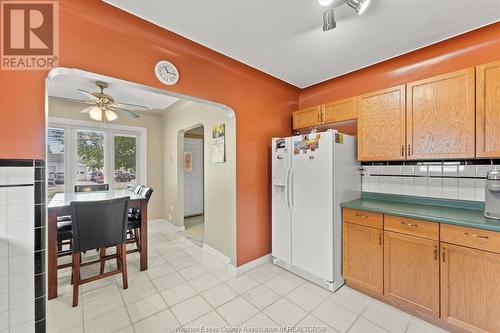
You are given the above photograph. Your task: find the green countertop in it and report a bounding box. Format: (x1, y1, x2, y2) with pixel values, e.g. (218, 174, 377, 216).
(341, 193, 500, 232)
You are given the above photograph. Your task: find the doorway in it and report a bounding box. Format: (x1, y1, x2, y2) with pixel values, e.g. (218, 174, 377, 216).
(182, 125, 205, 244)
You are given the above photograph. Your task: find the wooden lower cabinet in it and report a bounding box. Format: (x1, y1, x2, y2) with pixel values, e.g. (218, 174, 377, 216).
(441, 243, 500, 333)
(384, 231, 440, 318)
(342, 222, 383, 295)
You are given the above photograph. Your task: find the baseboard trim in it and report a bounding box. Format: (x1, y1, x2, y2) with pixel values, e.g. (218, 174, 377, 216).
(203, 243, 231, 264)
(233, 254, 272, 276)
(150, 218, 185, 231)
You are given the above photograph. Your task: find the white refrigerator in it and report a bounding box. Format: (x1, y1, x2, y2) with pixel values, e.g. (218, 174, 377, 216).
(271, 131, 360, 291)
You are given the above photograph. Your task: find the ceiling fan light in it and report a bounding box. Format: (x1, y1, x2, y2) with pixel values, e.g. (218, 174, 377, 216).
(323, 8, 336, 31)
(347, 0, 371, 15)
(89, 107, 102, 121)
(105, 110, 118, 122)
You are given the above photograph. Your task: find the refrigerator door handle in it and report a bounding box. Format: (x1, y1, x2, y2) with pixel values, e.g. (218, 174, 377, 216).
(290, 169, 295, 211)
(285, 168, 290, 210)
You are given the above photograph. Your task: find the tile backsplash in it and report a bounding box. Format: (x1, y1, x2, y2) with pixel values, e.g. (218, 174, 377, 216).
(361, 162, 500, 202)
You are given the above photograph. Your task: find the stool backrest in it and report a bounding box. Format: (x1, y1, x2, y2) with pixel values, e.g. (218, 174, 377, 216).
(70, 197, 129, 252)
(139, 187, 153, 202)
(74, 184, 109, 193)
(132, 184, 144, 194)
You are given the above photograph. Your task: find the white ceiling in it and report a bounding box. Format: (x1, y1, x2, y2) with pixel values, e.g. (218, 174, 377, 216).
(104, 0, 500, 88)
(48, 72, 179, 112)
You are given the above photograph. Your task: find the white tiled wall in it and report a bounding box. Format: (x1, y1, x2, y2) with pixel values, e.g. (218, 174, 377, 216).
(362, 163, 500, 202)
(0, 167, 35, 333)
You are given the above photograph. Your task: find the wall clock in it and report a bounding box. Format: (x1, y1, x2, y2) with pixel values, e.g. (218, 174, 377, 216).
(155, 60, 179, 86)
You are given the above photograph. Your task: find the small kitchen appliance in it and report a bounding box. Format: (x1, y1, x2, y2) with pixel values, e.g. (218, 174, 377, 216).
(485, 170, 500, 220)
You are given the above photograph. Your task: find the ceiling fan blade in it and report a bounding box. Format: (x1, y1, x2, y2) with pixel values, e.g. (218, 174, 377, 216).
(80, 106, 97, 114)
(111, 102, 151, 112)
(52, 96, 95, 105)
(110, 106, 141, 119)
(77, 89, 101, 102)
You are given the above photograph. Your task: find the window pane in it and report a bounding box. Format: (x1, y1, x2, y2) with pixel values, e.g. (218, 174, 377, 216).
(47, 128, 65, 199)
(114, 135, 137, 190)
(77, 130, 105, 186)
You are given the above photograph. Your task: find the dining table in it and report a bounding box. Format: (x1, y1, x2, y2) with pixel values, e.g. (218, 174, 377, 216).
(47, 189, 149, 299)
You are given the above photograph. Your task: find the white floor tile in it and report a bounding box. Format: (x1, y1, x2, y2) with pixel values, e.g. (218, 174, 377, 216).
(186, 311, 228, 327)
(263, 298, 307, 326)
(347, 317, 388, 333)
(312, 299, 358, 333)
(120, 279, 157, 304)
(329, 287, 372, 315)
(126, 293, 167, 323)
(362, 300, 411, 333)
(188, 273, 221, 292)
(226, 275, 259, 294)
(264, 274, 300, 296)
(216, 296, 259, 326)
(286, 285, 328, 311)
(241, 313, 279, 328)
(133, 309, 179, 333)
(201, 283, 238, 308)
(298, 315, 338, 333)
(84, 307, 131, 333)
(146, 263, 175, 280)
(242, 285, 280, 309)
(151, 271, 185, 291)
(406, 317, 450, 333)
(161, 282, 197, 307)
(245, 265, 279, 283)
(178, 265, 208, 280)
(83, 290, 124, 322)
(170, 295, 212, 325)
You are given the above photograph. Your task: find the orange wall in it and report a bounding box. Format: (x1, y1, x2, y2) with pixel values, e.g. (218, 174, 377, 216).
(0, 0, 300, 266)
(299, 22, 500, 108)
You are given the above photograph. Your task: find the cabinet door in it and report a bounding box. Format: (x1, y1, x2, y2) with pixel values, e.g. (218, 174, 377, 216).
(322, 97, 357, 124)
(407, 68, 475, 160)
(441, 243, 500, 333)
(292, 106, 322, 130)
(384, 232, 439, 318)
(357, 85, 406, 161)
(477, 60, 500, 158)
(343, 222, 383, 295)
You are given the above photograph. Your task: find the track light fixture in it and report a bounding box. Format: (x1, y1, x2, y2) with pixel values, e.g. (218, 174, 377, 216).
(346, 0, 371, 15)
(318, 0, 371, 31)
(323, 8, 336, 31)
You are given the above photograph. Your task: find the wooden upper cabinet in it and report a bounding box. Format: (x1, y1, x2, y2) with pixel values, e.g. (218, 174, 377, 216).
(384, 232, 440, 319)
(477, 60, 500, 158)
(292, 106, 322, 130)
(357, 85, 406, 161)
(322, 97, 357, 124)
(343, 222, 384, 295)
(406, 68, 475, 160)
(441, 243, 500, 333)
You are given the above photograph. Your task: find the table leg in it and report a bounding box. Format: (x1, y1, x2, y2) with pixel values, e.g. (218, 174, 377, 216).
(48, 209, 58, 299)
(140, 200, 148, 271)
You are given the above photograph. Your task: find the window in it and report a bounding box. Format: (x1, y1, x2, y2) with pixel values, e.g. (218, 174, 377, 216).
(47, 128, 65, 199)
(114, 134, 137, 190)
(76, 130, 105, 186)
(47, 118, 146, 194)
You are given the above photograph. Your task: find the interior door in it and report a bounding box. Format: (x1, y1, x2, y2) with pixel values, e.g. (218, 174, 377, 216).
(291, 133, 333, 281)
(271, 138, 292, 263)
(184, 137, 204, 216)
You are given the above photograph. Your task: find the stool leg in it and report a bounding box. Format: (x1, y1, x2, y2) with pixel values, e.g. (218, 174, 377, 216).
(99, 248, 106, 274)
(120, 243, 128, 289)
(72, 253, 81, 307)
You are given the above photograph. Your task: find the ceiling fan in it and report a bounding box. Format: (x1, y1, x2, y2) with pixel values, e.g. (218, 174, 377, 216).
(60, 81, 151, 123)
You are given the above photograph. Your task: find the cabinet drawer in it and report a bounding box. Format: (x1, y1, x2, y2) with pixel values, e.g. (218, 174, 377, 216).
(343, 209, 383, 229)
(441, 224, 500, 254)
(384, 215, 439, 241)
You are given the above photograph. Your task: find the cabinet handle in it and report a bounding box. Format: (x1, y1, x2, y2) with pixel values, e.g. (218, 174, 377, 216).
(379, 233, 382, 246)
(433, 245, 438, 260)
(465, 232, 489, 239)
(401, 145, 404, 157)
(442, 247, 446, 262)
(317, 114, 320, 123)
(400, 221, 418, 227)
(407, 144, 411, 156)
(355, 213, 368, 218)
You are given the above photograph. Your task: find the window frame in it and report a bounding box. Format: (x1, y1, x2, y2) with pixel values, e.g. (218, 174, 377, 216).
(48, 116, 147, 193)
